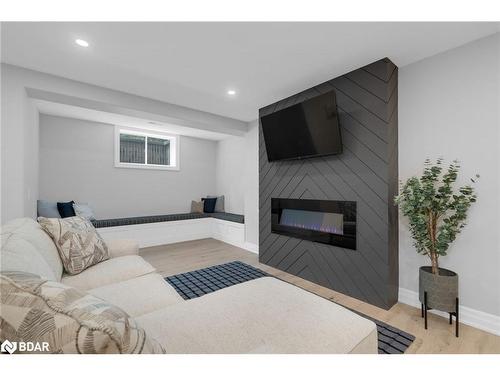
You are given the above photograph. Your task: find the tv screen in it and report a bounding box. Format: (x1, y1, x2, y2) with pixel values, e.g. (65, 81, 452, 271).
(261, 90, 342, 162)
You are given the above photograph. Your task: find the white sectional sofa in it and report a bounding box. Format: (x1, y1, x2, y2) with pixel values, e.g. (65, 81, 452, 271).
(0, 218, 378, 354)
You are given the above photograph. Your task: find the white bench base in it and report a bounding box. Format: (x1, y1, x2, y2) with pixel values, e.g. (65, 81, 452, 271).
(97, 218, 257, 253)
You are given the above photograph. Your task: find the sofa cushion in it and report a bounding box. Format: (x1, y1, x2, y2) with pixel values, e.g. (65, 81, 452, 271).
(61, 255, 155, 291)
(0, 235, 56, 281)
(38, 216, 109, 275)
(106, 239, 139, 258)
(135, 277, 377, 354)
(0, 218, 63, 281)
(89, 273, 184, 317)
(0, 271, 164, 354)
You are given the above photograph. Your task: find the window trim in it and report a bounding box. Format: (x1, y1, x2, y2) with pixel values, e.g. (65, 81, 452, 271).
(114, 126, 180, 171)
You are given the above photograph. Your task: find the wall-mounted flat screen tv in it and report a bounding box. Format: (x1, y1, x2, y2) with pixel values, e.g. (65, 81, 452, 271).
(261, 90, 342, 162)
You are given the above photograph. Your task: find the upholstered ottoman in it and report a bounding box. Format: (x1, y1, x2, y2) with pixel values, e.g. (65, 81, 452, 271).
(136, 277, 378, 354)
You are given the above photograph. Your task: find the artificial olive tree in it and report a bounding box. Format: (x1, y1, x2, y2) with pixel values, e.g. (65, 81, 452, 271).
(395, 159, 478, 275)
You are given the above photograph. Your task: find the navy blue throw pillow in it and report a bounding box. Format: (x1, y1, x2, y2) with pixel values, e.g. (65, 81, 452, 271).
(57, 201, 76, 218)
(202, 197, 217, 213)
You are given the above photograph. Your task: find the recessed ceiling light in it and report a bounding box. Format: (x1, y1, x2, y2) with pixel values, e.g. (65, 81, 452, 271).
(75, 39, 89, 48)
(227, 90, 236, 96)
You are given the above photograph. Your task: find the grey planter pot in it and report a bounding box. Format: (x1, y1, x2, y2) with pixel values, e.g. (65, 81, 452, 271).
(419, 266, 458, 313)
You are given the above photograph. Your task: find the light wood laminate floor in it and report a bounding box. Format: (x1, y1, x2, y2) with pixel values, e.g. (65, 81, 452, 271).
(141, 238, 500, 354)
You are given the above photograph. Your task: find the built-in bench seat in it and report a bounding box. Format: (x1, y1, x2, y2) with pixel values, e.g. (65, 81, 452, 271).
(94, 212, 251, 251)
(92, 212, 245, 228)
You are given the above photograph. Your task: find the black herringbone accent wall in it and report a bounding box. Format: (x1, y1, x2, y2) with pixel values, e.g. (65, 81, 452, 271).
(259, 58, 398, 309)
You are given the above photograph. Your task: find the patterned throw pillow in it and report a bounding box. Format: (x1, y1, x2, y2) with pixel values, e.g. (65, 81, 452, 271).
(0, 271, 165, 354)
(38, 216, 109, 275)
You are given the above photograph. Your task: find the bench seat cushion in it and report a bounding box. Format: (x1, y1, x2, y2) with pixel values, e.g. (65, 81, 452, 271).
(92, 212, 244, 228)
(61, 255, 155, 291)
(135, 277, 378, 354)
(89, 273, 184, 317)
(209, 212, 244, 223)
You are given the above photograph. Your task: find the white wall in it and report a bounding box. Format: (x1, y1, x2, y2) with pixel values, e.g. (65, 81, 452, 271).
(399, 33, 500, 317)
(39, 114, 217, 218)
(215, 120, 259, 247)
(0, 63, 245, 224)
(1, 62, 258, 245)
(243, 121, 259, 246)
(215, 137, 245, 215)
(1, 65, 40, 222)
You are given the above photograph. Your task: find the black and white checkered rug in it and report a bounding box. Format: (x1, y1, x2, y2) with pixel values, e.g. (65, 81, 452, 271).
(165, 261, 414, 354)
(166, 261, 267, 299)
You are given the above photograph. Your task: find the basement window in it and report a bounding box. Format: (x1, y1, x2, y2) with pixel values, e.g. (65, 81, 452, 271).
(114, 127, 179, 170)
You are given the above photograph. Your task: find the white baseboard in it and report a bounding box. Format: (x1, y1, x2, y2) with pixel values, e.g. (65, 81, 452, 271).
(211, 236, 258, 255)
(242, 242, 259, 254)
(399, 287, 500, 336)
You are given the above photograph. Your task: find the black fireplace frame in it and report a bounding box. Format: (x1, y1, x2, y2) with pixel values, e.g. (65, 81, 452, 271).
(271, 198, 357, 250)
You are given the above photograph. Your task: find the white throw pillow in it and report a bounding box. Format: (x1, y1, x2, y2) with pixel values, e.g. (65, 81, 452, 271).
(73, 203, 96, 220)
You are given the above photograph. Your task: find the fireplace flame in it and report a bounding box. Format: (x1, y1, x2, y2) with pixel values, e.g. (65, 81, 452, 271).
(280, 209, 344, 235)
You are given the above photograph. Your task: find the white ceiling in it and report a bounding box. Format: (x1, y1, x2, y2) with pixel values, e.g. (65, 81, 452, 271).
(2, 22, 499, 122)
(34, 100, 232, 141)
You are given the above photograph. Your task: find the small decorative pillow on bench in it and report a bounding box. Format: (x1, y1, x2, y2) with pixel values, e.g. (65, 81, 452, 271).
(73, 203, 96, 221)
(0, 271, 165, 354)
(190, 200, 204, 214)
(207, 195, 225, 213)
(38, 216, 109, 275)
(201, 197, 217, 213)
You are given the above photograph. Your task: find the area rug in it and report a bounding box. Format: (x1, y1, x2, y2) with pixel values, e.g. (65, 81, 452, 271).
(165, 261, 415, 354)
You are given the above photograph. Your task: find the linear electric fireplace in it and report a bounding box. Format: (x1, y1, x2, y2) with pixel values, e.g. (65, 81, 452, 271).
(271, 198, 356, 250)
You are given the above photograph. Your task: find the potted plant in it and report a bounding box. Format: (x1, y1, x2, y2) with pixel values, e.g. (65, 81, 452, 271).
(395, 159, 478, 322)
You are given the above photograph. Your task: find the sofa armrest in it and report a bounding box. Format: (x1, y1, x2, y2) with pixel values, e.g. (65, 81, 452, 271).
(106, 239, 139, 258)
